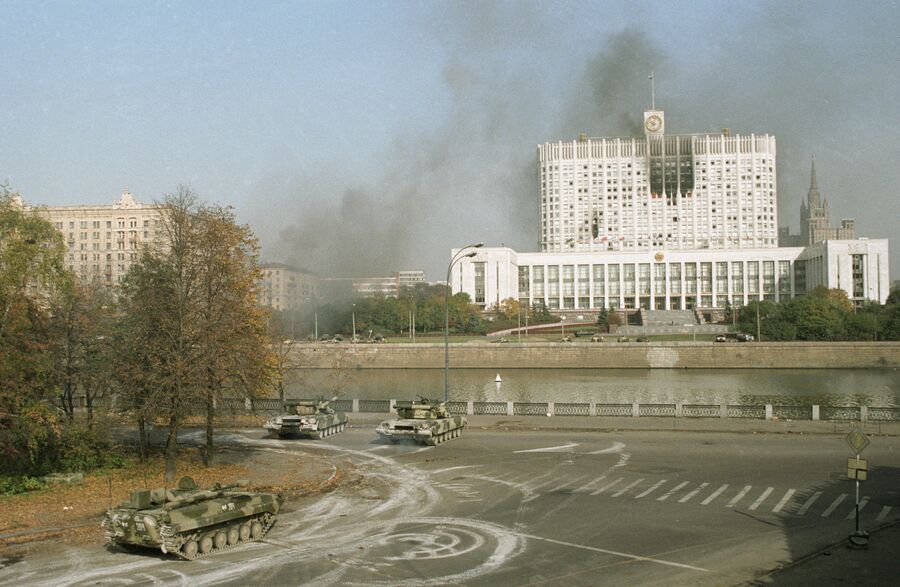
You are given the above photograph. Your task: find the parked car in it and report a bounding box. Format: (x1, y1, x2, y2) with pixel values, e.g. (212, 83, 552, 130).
(736, 333, 754, 342)
(715, 335, 727, 343)
(617, 336, 630, 342)
(636, 336, 649, 342)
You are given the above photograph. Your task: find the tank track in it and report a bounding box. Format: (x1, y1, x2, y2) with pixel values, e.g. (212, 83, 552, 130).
(156, 513, 277, 560)
(423, 426, 465, 446)
(312, 421, 347, 439)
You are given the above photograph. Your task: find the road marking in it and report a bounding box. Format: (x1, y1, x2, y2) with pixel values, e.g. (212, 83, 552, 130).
(514, 443, 580, 453)
(430, 465, 482, 475)
(592, 478, 624, 495)
(530, 477, 563, 493)
(821, 494, 847, 517)
(796, 491, 822, 516)
(701, 484, 729, 505)
(678, 482, 709, 503)
(549, 476, 588, 493)
(845, 497, 869, 519)
(748, 487, 774, 511)
(586, 441, 627, 454)
(657, 481, 689, 501)
(612, 478, 644, 497)
(517, 533, 710, 572)
(575, 475, 606, 493)
(875, 506, 892, 522)
(634, 480, 667, 499)
(772, 489, 796, 513)
(727, 485, 752, 508)
(521, 469, 558, 489)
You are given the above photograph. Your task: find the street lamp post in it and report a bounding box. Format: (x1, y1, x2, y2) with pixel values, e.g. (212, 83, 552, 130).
(352, 303, 357, 343)
(445, 242, 484, 402)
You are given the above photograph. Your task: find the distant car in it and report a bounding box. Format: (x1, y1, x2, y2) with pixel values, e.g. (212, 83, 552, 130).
(617, 336, 630, 343)
(715, 335, 727, 343)
(636, 336, 649, 342)
(736, 333, 754, 342)
(591, 335, 605, 343)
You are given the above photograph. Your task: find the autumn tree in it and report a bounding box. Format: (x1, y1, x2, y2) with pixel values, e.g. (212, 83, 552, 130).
(119, 189, 274, 473)
(47, 280, 116, 425)
(119, 188, 208, 480)
(193, 205, 273, 465)
(0, 187, 68, 474)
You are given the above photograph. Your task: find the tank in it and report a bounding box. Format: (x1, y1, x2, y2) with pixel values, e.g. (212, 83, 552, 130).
(264, 397, 348, 439)
(375, 397, 467, 445)
(102, 476, 283, 560)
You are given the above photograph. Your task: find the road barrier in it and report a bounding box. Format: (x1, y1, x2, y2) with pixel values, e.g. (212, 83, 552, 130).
(208, 397, 899, 422)
(60, 395, 899, 422)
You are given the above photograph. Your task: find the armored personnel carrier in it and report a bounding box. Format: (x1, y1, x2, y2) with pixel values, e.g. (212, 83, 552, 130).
(376, 397, 467, 445)
(264, 397, 348, 439)
(102, 476, 282, 560)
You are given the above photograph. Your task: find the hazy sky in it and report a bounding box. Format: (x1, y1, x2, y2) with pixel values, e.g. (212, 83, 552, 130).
(2, 1, 898, 280)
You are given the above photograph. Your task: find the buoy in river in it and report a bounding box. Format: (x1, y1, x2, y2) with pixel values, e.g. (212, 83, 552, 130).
(495, 373, 502, 383)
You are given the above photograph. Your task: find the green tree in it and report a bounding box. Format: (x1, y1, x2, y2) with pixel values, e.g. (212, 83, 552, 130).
(596, 309, 609, 332)
(779, 295, 847, 341)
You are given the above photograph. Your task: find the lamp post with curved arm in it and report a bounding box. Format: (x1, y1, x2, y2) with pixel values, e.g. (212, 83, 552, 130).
(445, 242, 483, 402)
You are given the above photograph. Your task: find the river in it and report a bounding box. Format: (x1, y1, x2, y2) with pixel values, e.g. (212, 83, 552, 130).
(286, 368, 900, 407)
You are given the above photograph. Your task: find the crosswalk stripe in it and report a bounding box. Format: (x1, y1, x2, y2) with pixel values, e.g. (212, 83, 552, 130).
(634, 480, 667, 499)
(657, 481, 689, 501)
(612, 479, 644, 497)
(821, 494, 847, 517)
(772, 489, 796, 513)
(678, 482, 709, 503)
(592, 478, 624, 495)
(549, 476, 587, 493)
(875, 506, 892, 522)
(846, 498, 869, 519)
(796, 491, 822, 516)
(526, 471, 561, 492)
(701, 484, 729, 505)
(575, 476, 606, 493)
(727, 485, 752, 508)
(531, 477, 561, 493)
(749, 487, 774, 511)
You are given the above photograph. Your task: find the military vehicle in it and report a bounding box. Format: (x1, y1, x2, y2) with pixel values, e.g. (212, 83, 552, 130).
(264, 397, 348, 439)
(102, 476, 282, 560)
(375, 396, 467, 445)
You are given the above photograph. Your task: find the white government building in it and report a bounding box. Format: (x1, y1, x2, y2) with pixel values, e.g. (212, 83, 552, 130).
(453, 108, 890, 313)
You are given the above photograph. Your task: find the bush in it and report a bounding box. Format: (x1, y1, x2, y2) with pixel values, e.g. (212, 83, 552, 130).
(56, 426, 126, 472)
(0, 475, 46, 496)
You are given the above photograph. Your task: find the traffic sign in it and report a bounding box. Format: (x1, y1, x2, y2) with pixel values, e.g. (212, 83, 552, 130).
(845, 427, 870, 454)
(847, 457, 868, 481)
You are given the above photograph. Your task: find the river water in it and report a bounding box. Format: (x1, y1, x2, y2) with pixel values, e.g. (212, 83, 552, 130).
(287, 368, 900, 407)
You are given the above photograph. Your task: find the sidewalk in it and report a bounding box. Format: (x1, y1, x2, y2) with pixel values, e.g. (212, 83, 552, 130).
(751, 521, 900, 585)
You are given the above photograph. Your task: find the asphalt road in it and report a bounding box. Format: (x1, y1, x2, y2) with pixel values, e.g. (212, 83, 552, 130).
(2, 426, 898, 586)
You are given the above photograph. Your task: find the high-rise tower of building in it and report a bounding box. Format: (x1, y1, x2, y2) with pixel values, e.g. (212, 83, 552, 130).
(538, 109, 777, 252)
(799, 159, 855, 245)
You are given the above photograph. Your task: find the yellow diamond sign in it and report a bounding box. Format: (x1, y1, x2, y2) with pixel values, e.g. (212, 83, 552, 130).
(845, 427, 870, 454)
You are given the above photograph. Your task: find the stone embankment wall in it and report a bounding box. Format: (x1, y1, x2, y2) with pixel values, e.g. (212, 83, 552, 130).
(292, 342, 900, 369)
